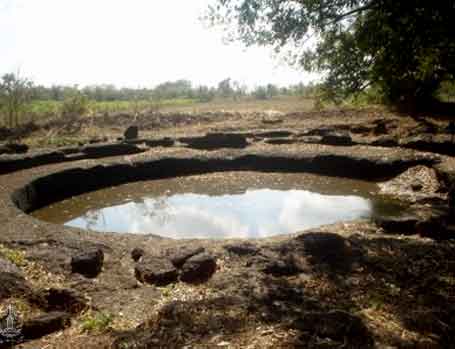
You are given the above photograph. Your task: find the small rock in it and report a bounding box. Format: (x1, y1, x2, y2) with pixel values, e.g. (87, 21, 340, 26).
(0, 143, 29, 154)
(304, 127, 335, 137)
(350, 125, 373, 134)
(0, 272, 30, 301)
(33, 288, 87, 314)
(180, 253, 217, 284)
(0, 257, 22, 275)
(321, 133, 353, 146)
(224, 242, 259, 256)
(22, 311, 71, 340)
(71, 248, 104, 278)
(131, 248, 145, 262)
(293, 310, 373, 347)
(168, 246, 205, 268)
(262, 258, 301, 277)
(135, 257, 178, 286)
(81, 142, 143, 158)
(124, 125, 139, 140)
(371, 135, 398, 147)
(179, 133, 248, 150)
(374, 216, 419, 234)
(298, 232, 349, 259)
(0, 257, 30, 300)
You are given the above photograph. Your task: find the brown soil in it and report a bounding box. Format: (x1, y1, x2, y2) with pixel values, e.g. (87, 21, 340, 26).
(0, 107, 454, 348)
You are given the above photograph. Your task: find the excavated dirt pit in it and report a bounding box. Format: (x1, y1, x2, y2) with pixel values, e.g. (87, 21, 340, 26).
(31, 171, 405, 239)
(1, 115, 454, 348)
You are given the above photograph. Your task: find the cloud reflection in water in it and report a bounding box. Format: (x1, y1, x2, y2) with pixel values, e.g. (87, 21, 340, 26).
(66, 189, 372, 239)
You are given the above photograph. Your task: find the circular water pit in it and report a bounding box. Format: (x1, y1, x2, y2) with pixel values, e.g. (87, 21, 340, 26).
(31, 171, 403, 239)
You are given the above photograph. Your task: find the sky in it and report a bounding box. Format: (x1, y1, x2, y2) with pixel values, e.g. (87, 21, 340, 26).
(67, 189, 371, 238)
(0, 0, 318, 88)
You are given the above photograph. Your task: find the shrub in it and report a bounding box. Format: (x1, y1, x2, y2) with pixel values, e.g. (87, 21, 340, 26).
(61, 91, 90, 117)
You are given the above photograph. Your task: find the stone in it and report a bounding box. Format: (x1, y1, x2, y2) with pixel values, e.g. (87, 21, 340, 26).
(135, 257, 178, 286)
(71, 248, 104, 278)
(378, 165, 442, 202)
(304, 127, 335, 137)
(22, 311, 71, 340)
(417, 222, 450, 240)
(246, 248, 304, 276)
(401, 134, 455, 156)
(371, 135, 398, 147)
(0, 257, 31, 300)
(264, 138, 295, 145)
(224, 242, 259, 256)
(0, 151, 66, 175)
(124, 125, 139, 140)
(350, 125, 373, 134)
(144, 137, 175, 147)
(168, 246, 205, 268)
(81, 142, 144, 158)
(374, 216, 419, 234)
(256, 130, 293, 138)
(320, 133, 353, 146)
(131, 248, 145, 262)
(179, 133, 248, 150)
(180, 253, 217, 284)
(293, 310, 373, 347)
(274, 232, 362, 273)
(0, 143, 28, 155)
(0, 272, 30, 301)
(298, 232, 348, 258)
(0, 257, 22, 275)
(262, 258, 302, 277)
(33, 288, 87, 314)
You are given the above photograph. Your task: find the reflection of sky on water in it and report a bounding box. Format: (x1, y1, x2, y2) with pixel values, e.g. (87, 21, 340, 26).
(65, 189, 372, 239)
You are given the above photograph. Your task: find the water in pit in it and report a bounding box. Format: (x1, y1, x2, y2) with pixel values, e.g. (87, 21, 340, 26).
(31, 171, 403, 239)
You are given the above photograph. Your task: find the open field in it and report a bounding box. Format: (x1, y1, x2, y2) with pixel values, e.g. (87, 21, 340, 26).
(1, 96, 321, 148)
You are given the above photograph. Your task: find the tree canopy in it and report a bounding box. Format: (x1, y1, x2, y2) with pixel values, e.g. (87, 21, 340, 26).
(207, 0, 455, 108)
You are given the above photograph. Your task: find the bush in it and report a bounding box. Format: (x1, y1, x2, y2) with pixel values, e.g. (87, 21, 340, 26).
(61, 92, 90, 117)
(0, 73, 34, 127)
(252, 86, 269, 100)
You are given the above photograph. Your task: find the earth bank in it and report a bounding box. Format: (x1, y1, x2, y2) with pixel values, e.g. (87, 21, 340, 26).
(0, 108, 454, 348)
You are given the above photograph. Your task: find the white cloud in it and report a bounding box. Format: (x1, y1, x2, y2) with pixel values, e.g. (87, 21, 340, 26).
(0, 0, 318, 87)
(66, 189, 372, 239)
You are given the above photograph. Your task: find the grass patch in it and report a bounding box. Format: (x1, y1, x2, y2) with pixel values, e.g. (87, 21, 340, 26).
(0, 244, 26, 266)
(89, 98, 197, 114)
(80, 311, 114, 333)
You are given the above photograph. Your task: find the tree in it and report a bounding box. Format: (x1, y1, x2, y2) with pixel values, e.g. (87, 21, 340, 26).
(61, 89, 90, 117)
(153, 80, 192, 100)
(207, 0, 455, 109)
(217, 78, 234, 98)
(0, 73, 34, 128)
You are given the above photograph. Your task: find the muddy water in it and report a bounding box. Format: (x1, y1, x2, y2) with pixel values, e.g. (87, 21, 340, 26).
(31, 171, 403, 239)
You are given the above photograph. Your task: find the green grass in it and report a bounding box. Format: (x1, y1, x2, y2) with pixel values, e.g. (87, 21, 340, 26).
(89, 98, 197, 114)
(26, 98, 198, 119)
(14, 95, 320, 128)
(80, 311, 113, 333)
(0, 244, 26, 266)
